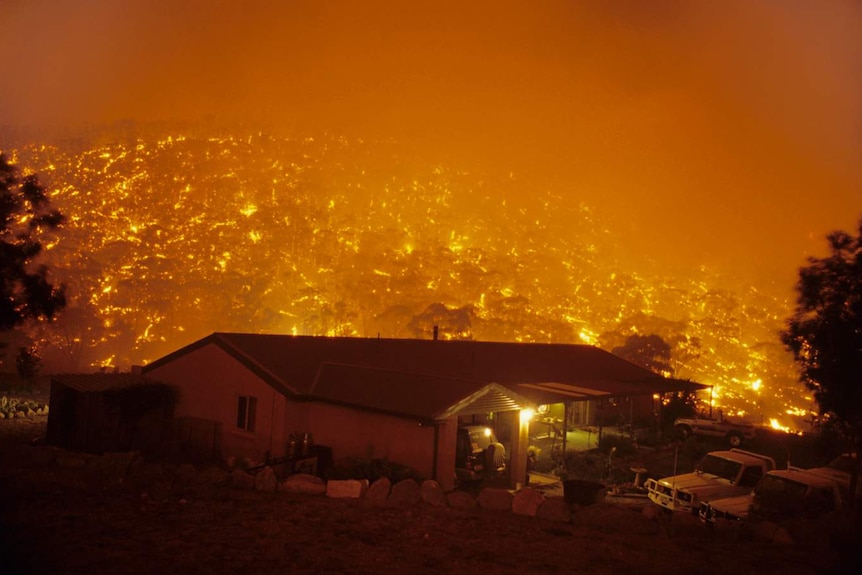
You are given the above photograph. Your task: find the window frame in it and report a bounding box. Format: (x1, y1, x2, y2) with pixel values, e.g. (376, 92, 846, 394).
(236, 395, 258, 433)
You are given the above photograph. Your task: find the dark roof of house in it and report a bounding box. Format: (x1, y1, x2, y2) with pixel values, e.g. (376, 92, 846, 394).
(143, 333, 706, 420)
(310, 363, 535, 421)
(50, 373, 150, 392)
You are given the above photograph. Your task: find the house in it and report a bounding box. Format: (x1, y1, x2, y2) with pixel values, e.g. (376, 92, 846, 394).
(141, 333, 705, 490)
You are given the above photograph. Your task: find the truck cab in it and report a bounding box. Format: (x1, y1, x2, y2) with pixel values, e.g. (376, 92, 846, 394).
(645, 448, 776, 514)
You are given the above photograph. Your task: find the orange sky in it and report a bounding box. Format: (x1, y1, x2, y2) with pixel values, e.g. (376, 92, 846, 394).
(1, 0, 860, 300)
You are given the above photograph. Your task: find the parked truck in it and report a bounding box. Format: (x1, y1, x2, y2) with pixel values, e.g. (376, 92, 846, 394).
(698, 467, 843, 524)
(645, 448, 776, 514)
(673, 410, 758, 447)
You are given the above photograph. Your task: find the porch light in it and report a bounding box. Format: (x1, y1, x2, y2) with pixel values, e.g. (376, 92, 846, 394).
(519, 408, 535, 423)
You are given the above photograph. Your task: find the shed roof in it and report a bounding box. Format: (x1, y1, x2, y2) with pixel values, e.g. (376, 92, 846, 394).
(50, 373, 150, 392)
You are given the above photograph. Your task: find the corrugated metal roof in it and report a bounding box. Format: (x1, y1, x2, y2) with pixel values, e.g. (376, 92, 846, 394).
(309, 363, 533, 421)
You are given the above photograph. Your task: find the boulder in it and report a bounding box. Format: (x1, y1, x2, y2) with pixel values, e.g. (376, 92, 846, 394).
(477, 487, 514, 512)
(536, 497, 572, 523)
(512, 487, 545, 517)
(280, 473, 327, 495)
(326, 479, 369, 499)
(175, 463, 198, 485)
(254, 466, 279, 492)
(446, 490, 478, 509)
(231, 469, 256, 490)
(389, 479, 422, 506)
(420, 480, 448, 508)
(365, 477, 392, 503)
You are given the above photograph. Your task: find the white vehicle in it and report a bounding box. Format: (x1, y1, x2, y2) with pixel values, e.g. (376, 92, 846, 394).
(674, 411, 757, 447)
(699, 467, 843, 524)
(645, 448, 776, 514)
(805, 453, 860, 503)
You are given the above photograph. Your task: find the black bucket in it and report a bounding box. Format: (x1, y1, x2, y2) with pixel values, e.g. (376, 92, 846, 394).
(563, 480, 606, 506)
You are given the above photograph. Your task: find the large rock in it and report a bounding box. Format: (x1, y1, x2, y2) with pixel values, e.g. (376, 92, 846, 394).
(420, 480, 448, 508)
(176, 463, 198, 485)
(389, 478, 422, 506)
(231, 469, 256, 490)
(446, 490, 478, 509)
(477, 487, 514, 512)
(365, 477, 392, 503)
(326, 479, 369, 499)
(254, 466, 279, 492)
(280, 473, 326, 495)
(512, 487, 545, 517)
(55, 453, 88, 468)
(536, 497, 572, 523)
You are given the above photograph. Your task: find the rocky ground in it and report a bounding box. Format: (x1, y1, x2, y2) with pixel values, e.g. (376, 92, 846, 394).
(1, 400, 860, 574)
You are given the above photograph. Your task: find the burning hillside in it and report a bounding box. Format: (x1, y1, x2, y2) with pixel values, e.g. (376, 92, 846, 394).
(3, 125, 810, 428)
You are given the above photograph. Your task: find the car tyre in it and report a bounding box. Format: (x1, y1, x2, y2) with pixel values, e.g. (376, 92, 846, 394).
(674, 424, 692, 440)
(727, 431, 743, 447)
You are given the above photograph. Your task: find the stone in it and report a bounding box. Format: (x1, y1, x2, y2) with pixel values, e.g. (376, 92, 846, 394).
(477, 487, 514, 512)
(254, 466, 279, 492)
(326, 479, 369, 499)
(197, 467, 231, 486)
(231, 469, 256, 490)
(280, 473, 327, 495)
(176, 463, 198, 485)
(512, 487, 545, 517)
(446, 490, 478, 509)
(420, 480, 448, 508)
(536, 497, 572, 523)
(365, 477, 392, 503)
(55, 454, 88, 468)
(389, 478, 422, 506)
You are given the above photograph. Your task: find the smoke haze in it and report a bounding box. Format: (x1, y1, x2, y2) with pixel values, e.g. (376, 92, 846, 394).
(2, 0, 861, 298)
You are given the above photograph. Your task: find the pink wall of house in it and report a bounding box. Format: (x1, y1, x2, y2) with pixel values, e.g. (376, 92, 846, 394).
(297, 401, 441, 479)
(146, 343, 288, 462)
(146, 343, 453, 480)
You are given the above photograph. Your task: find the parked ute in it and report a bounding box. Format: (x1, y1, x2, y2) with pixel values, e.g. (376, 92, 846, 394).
(455, 425, 507, 483)
(805, 453, 860, 503)
(674, 412, 757, 447)
(699, 467, 843, 524)
(645, 448, 776, 514)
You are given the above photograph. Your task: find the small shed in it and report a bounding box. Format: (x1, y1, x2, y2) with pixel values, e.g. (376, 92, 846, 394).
(47, 373, 176, 454)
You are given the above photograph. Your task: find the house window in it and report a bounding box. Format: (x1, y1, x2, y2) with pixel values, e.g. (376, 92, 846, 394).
(236, 395, 257, 432)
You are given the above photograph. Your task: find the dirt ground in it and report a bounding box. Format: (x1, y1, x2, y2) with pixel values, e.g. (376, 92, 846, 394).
(1, 413, 860, 575)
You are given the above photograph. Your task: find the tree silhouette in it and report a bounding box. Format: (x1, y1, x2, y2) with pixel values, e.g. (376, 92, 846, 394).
(1, 154, 66, 372)
(782, 220, 862, 505)
(611, 334, 673, 376)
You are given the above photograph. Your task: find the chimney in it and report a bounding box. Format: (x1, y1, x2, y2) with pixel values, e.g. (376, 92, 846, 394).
(433, 325, 439, 341)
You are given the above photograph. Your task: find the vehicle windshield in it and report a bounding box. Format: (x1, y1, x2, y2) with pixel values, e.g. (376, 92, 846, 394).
(755, 474, 808, 498)
(697, 455, 742, 481)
